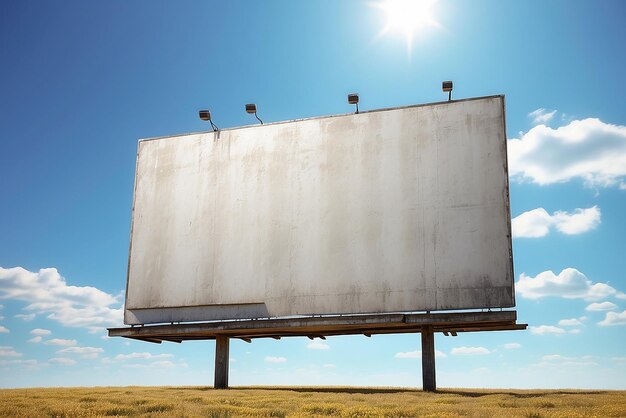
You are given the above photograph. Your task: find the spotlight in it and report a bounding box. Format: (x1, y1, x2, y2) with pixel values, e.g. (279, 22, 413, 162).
(245, 103, 263, 124)
(199, 110, 211, 121)
(348, 93, 359, 114)
(198, 109, 219, 132)
(442, 81, 453, 101)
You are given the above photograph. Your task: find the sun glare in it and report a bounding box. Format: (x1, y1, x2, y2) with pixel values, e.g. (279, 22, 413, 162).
(374, 0, 440, 53)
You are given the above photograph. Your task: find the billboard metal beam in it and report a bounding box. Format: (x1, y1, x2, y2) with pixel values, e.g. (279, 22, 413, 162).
(109, 311, 523, 342)
(109, 311, 525, 390)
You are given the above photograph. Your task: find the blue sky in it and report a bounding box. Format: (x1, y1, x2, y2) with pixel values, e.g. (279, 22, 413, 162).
(1, 0, 625, 389)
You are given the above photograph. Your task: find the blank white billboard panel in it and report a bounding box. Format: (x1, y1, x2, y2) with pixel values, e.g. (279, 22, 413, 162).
(125, 96, 514, 325)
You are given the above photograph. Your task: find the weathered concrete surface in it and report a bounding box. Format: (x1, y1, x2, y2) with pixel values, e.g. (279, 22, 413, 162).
(125, 96, 514, 324)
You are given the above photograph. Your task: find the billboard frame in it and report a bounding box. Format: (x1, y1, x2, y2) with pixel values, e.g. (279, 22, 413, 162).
(123, 95, 515, 325)
(112, 95, 525, 391)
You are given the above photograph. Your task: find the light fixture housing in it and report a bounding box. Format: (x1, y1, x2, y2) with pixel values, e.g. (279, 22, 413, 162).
(245, 103, 263, 124)
(348, 93, 359, 114)
(442, 81, 453, 101)
(198, 109, 219, 131)
(198, 110, 212, 121)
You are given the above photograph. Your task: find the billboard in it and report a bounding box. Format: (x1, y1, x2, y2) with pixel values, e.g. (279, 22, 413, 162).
(124, 95, 514, 325)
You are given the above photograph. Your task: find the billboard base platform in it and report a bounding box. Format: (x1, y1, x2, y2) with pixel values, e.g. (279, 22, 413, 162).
(108, 310, 525, 343)
(108, 310, 526, 391)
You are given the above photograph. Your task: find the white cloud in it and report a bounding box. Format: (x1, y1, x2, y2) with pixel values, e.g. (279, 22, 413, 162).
(14, 313, 36, 321)
(0, 266, 123, 329)
(586, 301, 617, 311)
(394, 350, 446, 359)
(558, 318, 583, 327)
(86, 326, 106, 334)
(511, 208, 552, 238)
(552, 207, 602, 234)
(323, 364, 336, 369)
(151, 360, 176, 368)
(598, 310, 626, 326)
(528, 108, 557, 125)
(612, 357, 626, 366)
(508, 118, 626, 188)
(31, 328, 51, 336)
(542, 354, 568, 361)
(451, 347, 490, 356)
(0, 346, 22, 357)
(49, 357, 77, 366)
(504, 343, 521, 349)
(516, 268, 625, 301)
(27, 336, 42, 343)
(306, 340, 330, 350)
(535, 354, 598, 368)
(512, 206, 600, 238)
(0, 326, 8, 333)
(0, 359, 38, 367)
(57, 347, 103, 359)
(264, 356, 287, 363)
(530, 325, 566, 335)
(122, 360, 184, 369)
(112, 352, 173, 362)
(44, 338, 77, 347)
(395, 350, 420, 359)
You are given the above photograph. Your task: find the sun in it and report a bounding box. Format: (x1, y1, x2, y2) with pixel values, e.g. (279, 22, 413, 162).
(373, 0, 440, 52)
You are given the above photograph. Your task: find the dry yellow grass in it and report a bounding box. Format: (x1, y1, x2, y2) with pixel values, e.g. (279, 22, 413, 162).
(0, 386, 624, 418)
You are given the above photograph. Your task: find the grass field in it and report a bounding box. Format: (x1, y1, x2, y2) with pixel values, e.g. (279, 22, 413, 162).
(0, 386, 624, 417)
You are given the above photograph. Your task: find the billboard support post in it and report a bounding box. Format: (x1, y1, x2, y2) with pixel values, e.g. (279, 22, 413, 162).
(109, 311, 526, 391)
(214, 336, 229, 389)
(421, 326, 436, 392)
